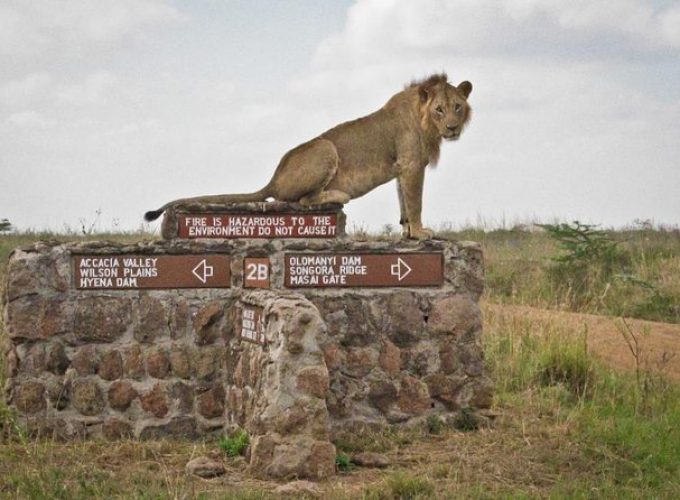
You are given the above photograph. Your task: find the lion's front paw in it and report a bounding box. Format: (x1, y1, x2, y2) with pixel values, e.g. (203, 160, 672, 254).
(404, 224, 435, 240)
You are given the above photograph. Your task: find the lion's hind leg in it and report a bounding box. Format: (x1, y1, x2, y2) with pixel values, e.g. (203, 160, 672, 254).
(299, 189, 350, 206)
(274, 138, 348, 205)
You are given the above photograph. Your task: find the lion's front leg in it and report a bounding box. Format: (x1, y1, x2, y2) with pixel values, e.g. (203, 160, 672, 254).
(398, 167, 434, 240)
(396, 178, 410, 235)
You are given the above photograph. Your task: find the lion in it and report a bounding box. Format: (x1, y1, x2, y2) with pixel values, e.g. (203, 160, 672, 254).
(144, 73, 472, 239)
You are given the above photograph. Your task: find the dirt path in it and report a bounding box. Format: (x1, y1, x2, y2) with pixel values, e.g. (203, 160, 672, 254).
(485, 303, 680, 382)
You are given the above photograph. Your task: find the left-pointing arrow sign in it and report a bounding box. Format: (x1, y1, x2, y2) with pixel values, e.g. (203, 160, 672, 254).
(192, 259, 214, 283)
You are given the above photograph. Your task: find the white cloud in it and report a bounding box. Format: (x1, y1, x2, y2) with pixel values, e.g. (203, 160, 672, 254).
(660, 5, 680, 47)
(0, 0, 182, 57)
(6, 110, 56, 128)
(0, 73, 53, 107)
(56, 72, 118, 106)
(311, 0, 680, 69)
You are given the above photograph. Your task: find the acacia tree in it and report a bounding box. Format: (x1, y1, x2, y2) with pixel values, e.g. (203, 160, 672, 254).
(0, 218, 12, 232)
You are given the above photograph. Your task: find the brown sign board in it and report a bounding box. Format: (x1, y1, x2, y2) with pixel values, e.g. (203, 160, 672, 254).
(239, 304, 266, 345)
(243, 258, 270, 288)
(73, 255, 231, 290)
(284, 253, 443, 288)
(178, 214, 339, 239)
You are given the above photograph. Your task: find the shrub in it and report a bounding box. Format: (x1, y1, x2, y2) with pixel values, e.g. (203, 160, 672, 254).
(538, 221, 631, 310)
(425, 415, 444, 435)
(219, 428, 249, 457)
(335, 452, 353, 472)
(452, 407, 480, 432)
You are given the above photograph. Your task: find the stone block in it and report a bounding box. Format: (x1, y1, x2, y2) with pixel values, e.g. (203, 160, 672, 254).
(397, 376, 431, 416)
(14, 380, 46, 414)
(250, 435, 336, 480)
(169, 299, 190, 339)
(5, 251, 67, 301)
(385, 292, 424, 347)
(108, 380, 137, 411)
(45, 375, 69, 410)
(424, 373, 465, 409)
(133, 295, 168, 342)
(169, 346, 191, 379)
(103, 418, 134, 439)
(98, 350, 123, 381)
(194, 349, 219, 381)
(197, 383, 225, 418)
(71, 345, 99, 376)
(428, 295, 482, 338)
(139, 417, 198, 439)
(368, 380, 398, 414)
(146, 348, 170, 379)
(140, 383, 169, 418)
(46, 342, 70, 375)
(322, 343, 345, 371)
(296, 365, 329, 399)
(170, 381, 194, 413)
(344, 347, 378, 378)
(74, 296, 131, 343)
(378, 340, 401, 376)
(7, 296, 70, 340)
(193, 302, 224, 345)
(72, 378, 105, 416)
(123, 345, 145, 380)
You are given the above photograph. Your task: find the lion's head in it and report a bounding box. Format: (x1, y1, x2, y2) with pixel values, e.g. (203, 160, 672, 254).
(414, 74, 472, 142)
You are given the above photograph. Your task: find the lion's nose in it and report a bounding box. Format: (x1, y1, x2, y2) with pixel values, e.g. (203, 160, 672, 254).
(446, 125, 457, 132)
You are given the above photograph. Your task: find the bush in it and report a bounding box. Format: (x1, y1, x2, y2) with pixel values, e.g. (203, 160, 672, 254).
(452, 408, 480, 432)
(335, 453, 353, 472)
(538, 221, 631, 310)
(219, 428, 249, 457)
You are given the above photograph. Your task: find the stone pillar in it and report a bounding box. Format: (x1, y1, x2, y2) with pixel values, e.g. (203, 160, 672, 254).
(227, 291, 335, 479)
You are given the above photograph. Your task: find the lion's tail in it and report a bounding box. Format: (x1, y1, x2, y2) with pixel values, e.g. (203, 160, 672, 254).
(143, 185, 272, 222)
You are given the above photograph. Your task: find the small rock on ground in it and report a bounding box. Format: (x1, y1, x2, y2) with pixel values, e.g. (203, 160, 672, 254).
(352, 451, 390, 468)
(275, 480, 321, 497)
(185, 456, 226, 478)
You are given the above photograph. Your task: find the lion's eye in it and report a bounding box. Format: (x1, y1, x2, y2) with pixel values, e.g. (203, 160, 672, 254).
(435, 105, 444, 113)
(455, 103, 461, 112)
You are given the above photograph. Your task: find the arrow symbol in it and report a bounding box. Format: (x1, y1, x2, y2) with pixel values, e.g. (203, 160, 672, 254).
(192, 259, 214, 283)
(390, 257, 412, 281)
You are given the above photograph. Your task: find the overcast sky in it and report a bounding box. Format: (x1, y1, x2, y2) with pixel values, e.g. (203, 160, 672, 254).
(1, 0, 679, 233)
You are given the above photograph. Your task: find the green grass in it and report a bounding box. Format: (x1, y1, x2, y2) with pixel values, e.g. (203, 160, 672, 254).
(441, 222, 680, 323)
(363, 471, 435, 499)
(484, 307, 680, 496)
(219, 428, 250, 457)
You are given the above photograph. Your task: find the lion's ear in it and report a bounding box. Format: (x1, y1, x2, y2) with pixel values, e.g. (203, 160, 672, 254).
(457, 81, 472, 98)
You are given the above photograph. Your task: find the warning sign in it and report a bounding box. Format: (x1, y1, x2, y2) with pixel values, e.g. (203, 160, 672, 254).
(239, 305, 266, 345)
(284, 253, 443, 288)
(178, 214, 339, 239)
(73, 255, 231, 289)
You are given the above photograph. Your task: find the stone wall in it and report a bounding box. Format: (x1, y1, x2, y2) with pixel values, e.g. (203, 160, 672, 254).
(2, 236, 491, 478)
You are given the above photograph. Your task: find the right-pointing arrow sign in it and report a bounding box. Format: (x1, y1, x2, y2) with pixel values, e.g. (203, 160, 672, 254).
(390, 257, 412, 281)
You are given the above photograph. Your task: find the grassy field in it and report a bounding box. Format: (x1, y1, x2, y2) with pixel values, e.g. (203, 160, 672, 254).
(1, 224, 679, 498)
(445, 221, 680, 324)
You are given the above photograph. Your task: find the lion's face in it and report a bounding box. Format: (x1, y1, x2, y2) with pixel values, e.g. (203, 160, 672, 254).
(426, 81, 472, 141)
